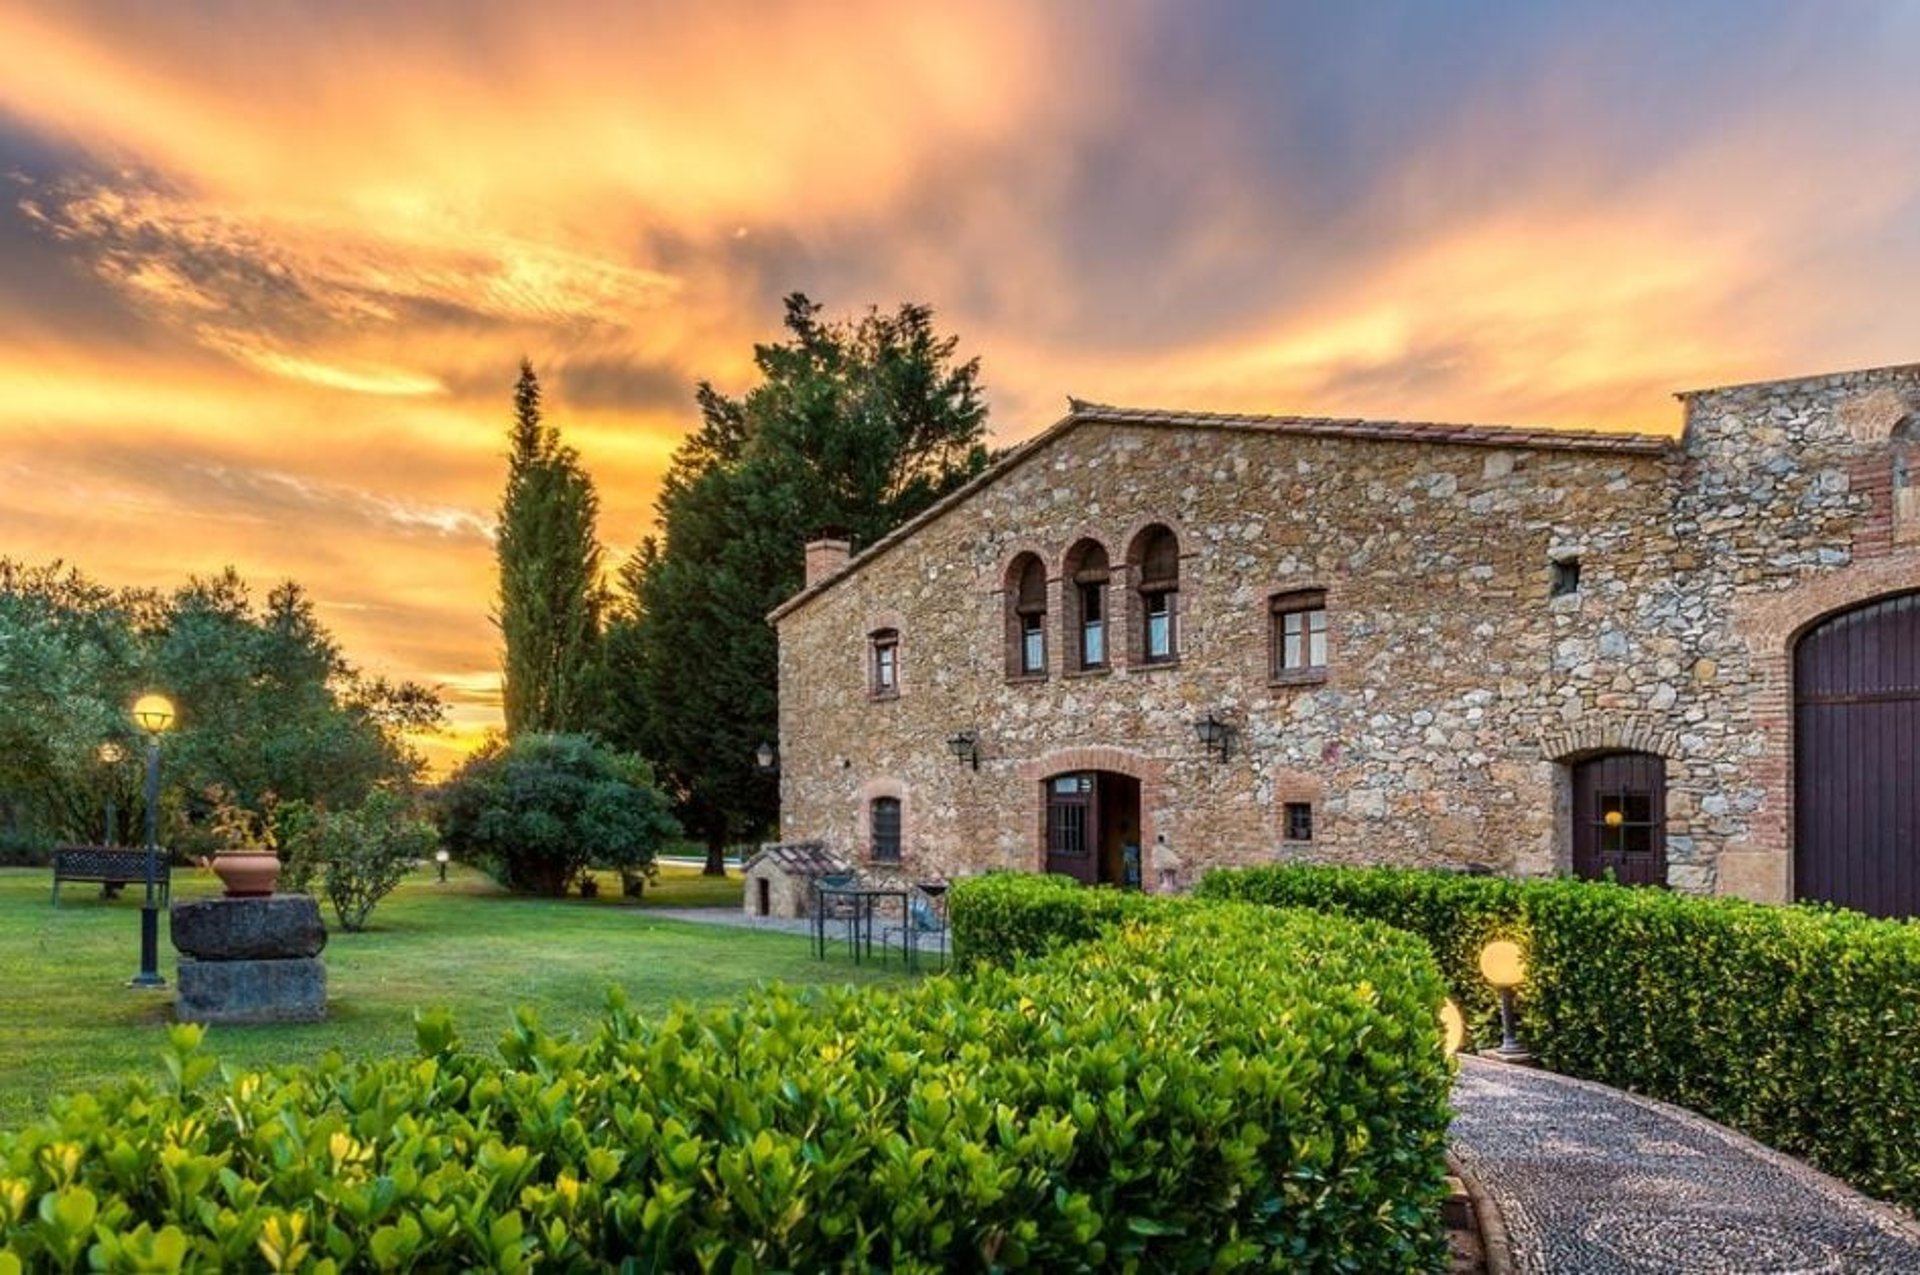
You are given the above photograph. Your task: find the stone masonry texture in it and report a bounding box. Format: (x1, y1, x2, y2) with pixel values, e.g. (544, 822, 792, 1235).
(772, 364, 1920, 900)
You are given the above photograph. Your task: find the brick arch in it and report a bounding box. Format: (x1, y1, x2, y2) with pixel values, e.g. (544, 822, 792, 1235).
(1117, 512, 1195, 564)
(993, 542, 1057, 587)
(1017, 746, 1169, 886)
(1538, 716, 1680, 763)
(1725, 553, 1920, 902)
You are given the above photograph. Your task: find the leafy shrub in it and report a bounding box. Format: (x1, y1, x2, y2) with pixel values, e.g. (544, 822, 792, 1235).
(1198, 865, 1525, 1044)
(0, 901, 1452, 1271)
(1200, 864, 1920, 1212)
(435, 733, 678, 896)
(277, 789, 437, 931)
(947, 870, 1175, 965)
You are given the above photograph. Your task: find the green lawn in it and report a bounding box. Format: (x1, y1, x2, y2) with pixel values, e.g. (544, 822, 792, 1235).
(0, 863, 902, 1132)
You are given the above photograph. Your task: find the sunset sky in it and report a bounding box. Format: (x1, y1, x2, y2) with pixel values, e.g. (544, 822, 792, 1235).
(4, 2, 1919, 767)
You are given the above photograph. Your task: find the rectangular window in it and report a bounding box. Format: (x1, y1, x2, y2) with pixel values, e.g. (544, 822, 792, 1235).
(1283, 802, 1314, 842)
(1550, 558, 1582, 597)
(1144, 591, 1173, 662)
(871, 632, 898, 696)
(1271, 591, 1328, 677)
(1079, 582, 1106, 668)
(1021, 612, 1045, 674)
(870, 797, 901, 862)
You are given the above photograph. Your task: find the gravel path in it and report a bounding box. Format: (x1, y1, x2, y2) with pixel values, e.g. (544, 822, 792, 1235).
(1450, 1057, 1920, 1274)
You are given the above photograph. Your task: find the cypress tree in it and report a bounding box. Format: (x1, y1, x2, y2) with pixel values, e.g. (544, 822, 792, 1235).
(495, 360, 604, 735)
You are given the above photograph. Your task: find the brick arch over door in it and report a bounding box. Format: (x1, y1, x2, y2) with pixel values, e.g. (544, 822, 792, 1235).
(1733, 555, 1920, 900)
(1794, 590, 1920, 918)
(1017, 747, 1167, 885)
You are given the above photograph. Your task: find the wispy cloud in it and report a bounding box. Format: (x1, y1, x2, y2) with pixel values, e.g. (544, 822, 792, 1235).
(2, 2, 1918, 765)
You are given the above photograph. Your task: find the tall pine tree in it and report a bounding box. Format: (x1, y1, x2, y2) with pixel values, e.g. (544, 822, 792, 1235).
(495, 360, 604, 736)
(604, 296, 991, 873)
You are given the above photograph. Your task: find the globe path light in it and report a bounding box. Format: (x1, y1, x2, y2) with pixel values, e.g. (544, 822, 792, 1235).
(96, 741, 125, 847)
(1479, 939, 1532, 1064)
(129, 693, 176, 990)
(1439, 999, 1467, 1058)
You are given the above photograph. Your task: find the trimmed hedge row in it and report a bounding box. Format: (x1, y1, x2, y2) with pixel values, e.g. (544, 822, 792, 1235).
(1198, 865, 1920, 1212)
(1, 891, 1453, 1272)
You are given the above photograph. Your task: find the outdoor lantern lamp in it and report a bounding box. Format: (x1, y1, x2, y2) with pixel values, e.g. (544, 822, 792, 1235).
(1478, 939, 1532, 1063)
(1439, 999, 1466, 1058)
(96, 741, 125, 847)
(755, 741, 778, 772)
(434, 848, 450, 883)
(945, 730, 980, 771)
(1193, 712, 1233, 762)
(129, 693, 176, 990)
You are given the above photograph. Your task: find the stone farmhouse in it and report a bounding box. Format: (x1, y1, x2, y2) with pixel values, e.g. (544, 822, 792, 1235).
(769, 364, 1920, 918)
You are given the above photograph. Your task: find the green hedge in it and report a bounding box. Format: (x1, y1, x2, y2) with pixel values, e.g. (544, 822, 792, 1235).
(0, 894, 1453, 1272)
(1199, 865, 1920, 1212)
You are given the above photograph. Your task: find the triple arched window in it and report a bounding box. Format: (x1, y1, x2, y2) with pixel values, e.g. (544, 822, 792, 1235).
(1007, 526, 1182, 677)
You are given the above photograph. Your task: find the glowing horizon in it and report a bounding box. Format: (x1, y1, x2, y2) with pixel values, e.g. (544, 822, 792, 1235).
(4, 2, 1918, 772)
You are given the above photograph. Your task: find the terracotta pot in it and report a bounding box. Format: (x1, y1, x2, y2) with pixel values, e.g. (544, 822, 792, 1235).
(212, 850, 281, 898)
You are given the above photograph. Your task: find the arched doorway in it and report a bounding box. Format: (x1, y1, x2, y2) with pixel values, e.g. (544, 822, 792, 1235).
(1569, 752, 1668, 885)
(1043, 771, 1142, 887)
(1795, 591, 1920, 918)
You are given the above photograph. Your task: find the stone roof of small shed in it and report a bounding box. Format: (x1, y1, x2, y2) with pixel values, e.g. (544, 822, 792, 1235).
(769, 400, 1677, 623)
(742, 840, 850, 877)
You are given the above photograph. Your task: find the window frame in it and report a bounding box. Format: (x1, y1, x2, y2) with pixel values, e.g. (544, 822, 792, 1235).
(1269, 589, 1330, 683)
(869, 628, 900, 699)
(869, 796, 902, 863)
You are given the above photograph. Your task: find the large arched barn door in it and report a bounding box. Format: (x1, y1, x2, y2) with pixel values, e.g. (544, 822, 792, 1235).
(1795, 591, 1920, 919)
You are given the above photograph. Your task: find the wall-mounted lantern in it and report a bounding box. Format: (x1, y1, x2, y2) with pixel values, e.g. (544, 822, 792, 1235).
(946, 730, 980, 771)
(755, 741, 778, 772)
(1193, 712, 1234, 762)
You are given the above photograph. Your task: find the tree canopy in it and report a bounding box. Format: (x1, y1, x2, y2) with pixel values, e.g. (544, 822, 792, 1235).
(606, 295, 992, 871)
(0, 559, 442, 852)
(496, 360, 606, 736)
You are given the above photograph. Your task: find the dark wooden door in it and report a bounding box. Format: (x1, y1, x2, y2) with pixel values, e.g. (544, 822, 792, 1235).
(1045, 773, 1097, 883)
(1795, 591, 1920, 919)
(1571, 752, 1667, 885)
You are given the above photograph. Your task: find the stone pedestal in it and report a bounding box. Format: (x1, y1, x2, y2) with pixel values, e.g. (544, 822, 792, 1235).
(177, 957, 326, 1024)
(170, 894, 328, 1024)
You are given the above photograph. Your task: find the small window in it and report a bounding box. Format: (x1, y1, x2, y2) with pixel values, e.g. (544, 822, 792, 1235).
(1270, 590, 1329, 678)
(1007, 554, 1048, 678)
(1021, 612, 1045, 674)
(870, 797, 901, 862)
(1550, 558, 1581, 597)
(1064, 539, 1110, 673)
(1132, 525, 1180, 664)
(1283, 802, 1314, 843)
(1080, 582, 1106, 667)
(870, 629, 899, 697)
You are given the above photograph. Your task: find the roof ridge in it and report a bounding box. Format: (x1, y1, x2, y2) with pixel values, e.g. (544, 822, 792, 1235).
(1066, 401, 1675, 448)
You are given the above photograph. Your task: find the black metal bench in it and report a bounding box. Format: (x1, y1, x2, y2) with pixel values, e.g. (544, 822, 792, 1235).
(50, 846, 171, 907)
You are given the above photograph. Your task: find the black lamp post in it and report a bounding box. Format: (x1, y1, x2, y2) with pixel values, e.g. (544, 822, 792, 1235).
(129, 693, 175, 990)
(1479, 940, 1532, 1064)
(97, 741, 125, 847)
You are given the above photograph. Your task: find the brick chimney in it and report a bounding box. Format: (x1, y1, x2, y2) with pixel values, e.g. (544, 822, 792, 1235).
(804, 538, 852, 587)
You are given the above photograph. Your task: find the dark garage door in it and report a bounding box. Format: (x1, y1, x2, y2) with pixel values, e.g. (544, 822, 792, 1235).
(1795, 591, 1920, 919)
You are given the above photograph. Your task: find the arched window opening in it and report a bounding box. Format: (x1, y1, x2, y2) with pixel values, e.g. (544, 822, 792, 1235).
(1004, 553, 1048, 678)
(1063, 540, 1110, 672)
(1131, 525, 1180, 664)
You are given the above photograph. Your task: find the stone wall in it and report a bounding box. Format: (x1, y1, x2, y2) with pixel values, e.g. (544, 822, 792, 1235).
(773, 367, 1920, 902)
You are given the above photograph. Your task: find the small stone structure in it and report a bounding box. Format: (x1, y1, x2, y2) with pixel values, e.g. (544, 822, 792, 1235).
(171, 894, 327, 1024)
(741, 841, 852, 919)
